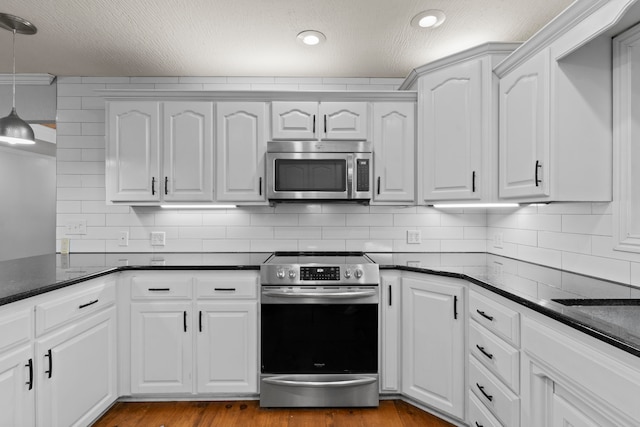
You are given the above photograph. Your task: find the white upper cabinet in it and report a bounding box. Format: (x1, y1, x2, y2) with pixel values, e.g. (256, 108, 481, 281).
(372, 102, 415, 203)
(494, 0, 616, 203)
(271, 101, 368, 140)
(163, 102, 214, 202)
(421, 60, 483, 202)
(107, 101, 161, 202)
(215, 102, 267, 203)
(403, 43, 517, 204)
(107, 101, 214, 204)
(498, 49, 550, 199)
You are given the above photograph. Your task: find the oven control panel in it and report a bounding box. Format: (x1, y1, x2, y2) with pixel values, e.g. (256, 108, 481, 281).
(300, 266, 340, 281)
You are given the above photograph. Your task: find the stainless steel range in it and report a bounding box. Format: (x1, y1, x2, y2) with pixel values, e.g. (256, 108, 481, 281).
(259, 252, 380, 408)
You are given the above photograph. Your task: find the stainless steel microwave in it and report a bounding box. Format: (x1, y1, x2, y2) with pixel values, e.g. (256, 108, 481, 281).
(266, 140, 372, 202)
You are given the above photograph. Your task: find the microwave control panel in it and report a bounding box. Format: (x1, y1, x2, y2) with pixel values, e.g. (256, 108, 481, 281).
(356, 159, 370, 192)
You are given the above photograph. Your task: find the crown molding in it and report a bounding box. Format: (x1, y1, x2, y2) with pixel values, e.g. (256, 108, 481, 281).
(0, 73, 56, 85)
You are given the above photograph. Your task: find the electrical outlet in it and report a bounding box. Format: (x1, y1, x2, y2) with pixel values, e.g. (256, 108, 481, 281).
(118, 231, 129, 247)
(65, 220, 87, 235)
(493, 231, 504, 249)
(407, 230, 422, 244)
(150, 231, 166, 246)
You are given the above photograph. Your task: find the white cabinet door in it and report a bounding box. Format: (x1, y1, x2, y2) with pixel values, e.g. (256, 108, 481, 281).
(36, 308, 117, 427)
(0, 345, 35, 427)
(107, 101, 161, 202)
(320, 102, 368, 140)
(130, 302, 193, 394)
(196, 301, 258, 394)
(215, 102, 267, 202)
(402, 274, 465, 419)
(499, 49, 550, 199)
(271, 101, 318, 140)
(163, 102, 214, 202)
(421, 60, 482, 201)
(372, 102, 415, 203)
(380, 273, 401, 392)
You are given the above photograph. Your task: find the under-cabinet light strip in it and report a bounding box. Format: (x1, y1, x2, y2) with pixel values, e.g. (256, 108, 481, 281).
(431, 203, 520, 209)
(160, 205, 237, 209)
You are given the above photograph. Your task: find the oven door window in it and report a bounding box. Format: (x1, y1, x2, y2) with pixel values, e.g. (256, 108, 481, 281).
(261, 304, 377, 374)
(274, 159, 347, 192)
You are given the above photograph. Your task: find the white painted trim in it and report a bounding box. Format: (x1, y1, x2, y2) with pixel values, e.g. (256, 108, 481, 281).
(0, 73, 56, 85)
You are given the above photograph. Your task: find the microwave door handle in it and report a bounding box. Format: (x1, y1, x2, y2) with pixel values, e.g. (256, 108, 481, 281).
(347, 153, 354, 199)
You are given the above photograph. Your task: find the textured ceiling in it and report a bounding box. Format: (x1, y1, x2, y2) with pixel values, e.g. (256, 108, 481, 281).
(0, 0, 574, 78)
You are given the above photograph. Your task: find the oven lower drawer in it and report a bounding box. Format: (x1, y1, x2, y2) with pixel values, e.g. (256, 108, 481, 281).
(260, 374, 379, 408)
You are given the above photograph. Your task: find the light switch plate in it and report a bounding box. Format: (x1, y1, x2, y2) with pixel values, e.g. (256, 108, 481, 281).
(65, 220, 87, 235)
(151, 231, 166, 246)
(493, 231, 504, 248)
(118, 231, 129, 247)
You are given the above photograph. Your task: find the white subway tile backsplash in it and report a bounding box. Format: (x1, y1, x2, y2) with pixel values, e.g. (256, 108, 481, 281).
(52, 76, 640, 293)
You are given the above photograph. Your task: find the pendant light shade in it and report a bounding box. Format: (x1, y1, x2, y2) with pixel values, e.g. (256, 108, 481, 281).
(0, 13, 37, 145)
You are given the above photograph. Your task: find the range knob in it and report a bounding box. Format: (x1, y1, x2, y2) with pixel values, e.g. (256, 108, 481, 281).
(354, 269, 363, 279)
(344, 269, 352, 279)
(276, 269, 286, 279)
(288, 269, 297, 279)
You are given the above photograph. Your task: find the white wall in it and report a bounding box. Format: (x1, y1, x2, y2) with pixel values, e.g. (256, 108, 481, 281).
(55, 76, 487, 256)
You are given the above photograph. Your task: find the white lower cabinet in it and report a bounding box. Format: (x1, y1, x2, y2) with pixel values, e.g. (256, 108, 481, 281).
(130, 302, 193, 394)
(127, 271, 259, 397)
(401, 273, 465, 420)
(36, 306, 117, 427)
(0, 344, 35, 427)
(196, 301, 257, 393)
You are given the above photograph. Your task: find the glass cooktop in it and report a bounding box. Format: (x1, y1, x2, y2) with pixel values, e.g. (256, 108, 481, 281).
(263, 251, 375, 266)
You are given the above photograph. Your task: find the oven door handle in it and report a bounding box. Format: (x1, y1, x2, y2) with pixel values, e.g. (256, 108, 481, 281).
(262, 289, 377, 299)
(262, 376, 377, 388)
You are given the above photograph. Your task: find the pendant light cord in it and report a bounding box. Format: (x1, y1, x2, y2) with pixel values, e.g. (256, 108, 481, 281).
(11, 28, 16, 109)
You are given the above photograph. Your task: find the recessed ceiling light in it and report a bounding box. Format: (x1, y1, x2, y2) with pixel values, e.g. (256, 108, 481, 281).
(297, 30, 326, 46)
(411, 10, 446, 29)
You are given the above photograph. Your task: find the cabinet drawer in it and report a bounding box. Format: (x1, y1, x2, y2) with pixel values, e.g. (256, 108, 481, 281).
(470, 320, 520, 393)
(470, 291, 520, 346)
(195, 272, 258, 299)
(0, 306, 31, 352)
(469, 391, 503, 427)
(35, 278, 116, 336)
(470, 356, 520, 427)
(130, 275, 192, 300)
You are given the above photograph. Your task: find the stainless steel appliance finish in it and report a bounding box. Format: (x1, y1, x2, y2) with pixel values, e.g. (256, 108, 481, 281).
(266, 141, 372, 202)
(260, 252, 380, 408)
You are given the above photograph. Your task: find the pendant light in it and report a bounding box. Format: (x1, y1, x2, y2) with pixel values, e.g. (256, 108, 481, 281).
(0, 13, 37, 145)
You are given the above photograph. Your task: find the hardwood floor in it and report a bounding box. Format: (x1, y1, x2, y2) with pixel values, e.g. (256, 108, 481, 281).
(92, 400, 455, 427)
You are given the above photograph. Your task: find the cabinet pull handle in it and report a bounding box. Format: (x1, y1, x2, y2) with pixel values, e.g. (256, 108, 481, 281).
(148, 288, 171, 292)
(78, 299, 98, 309)
(259, 177, 262, 196)
(476, 383, 493, 402)
(475, 422, 484, 427)
(183, 311, 187, 332)
(476, 345, 494, 360)
(199, 311, 203, 332)
(377, 177, 381, 195)
(454, 295, 458, 319)
(324, 115, 327, 133)
(388, 285, 392, 306)
(476, 309, 494, 321)
(472, 171, 476, 192)
(152, 177, 156, 195)
(312, 115, 316, 134)
(44, 349, 52, 379)
(165, 176, 169, 195)
(214, 287, 236, 292)
(25, 358, 33, 390)
(535, 160, 542, 187)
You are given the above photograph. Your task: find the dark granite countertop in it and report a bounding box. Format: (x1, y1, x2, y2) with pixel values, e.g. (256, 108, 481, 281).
(1, 251, 639, 358)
